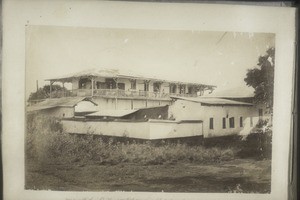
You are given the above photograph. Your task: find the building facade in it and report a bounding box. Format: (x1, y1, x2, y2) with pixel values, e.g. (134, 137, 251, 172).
(28, 68, 270, 139)
(45, 69, 215, 110)
(168, 97, 266, 138)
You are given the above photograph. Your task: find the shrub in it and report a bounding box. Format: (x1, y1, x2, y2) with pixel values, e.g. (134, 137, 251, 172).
(26, 113, 64, 163)
(237, 119, 272, 159)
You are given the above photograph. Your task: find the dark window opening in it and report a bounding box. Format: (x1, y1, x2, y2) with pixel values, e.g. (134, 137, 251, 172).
(78, 78, 91, 89)
(229, 117, 235, 128)
(96, 82, 106, 89)
(105, 78, 116, 89)
(259, 109, 263, 120)
(130, 80, 136, 90)
(117, 83, 125, 90)
(240, 117, 243, 127)
(188, 86, 193, 94)
(222, 117, 226, 129)
(153, 82, 161, 92)
(170, 84, 177, 93)
(209, 118, 214, 129)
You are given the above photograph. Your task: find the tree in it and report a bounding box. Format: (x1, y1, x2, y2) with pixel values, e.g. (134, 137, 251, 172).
(28, 84, 67, 101)
(244, 47, 275, 113)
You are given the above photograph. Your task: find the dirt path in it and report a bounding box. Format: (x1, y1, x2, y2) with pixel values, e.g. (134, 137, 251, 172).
(25, 159, 271, 193)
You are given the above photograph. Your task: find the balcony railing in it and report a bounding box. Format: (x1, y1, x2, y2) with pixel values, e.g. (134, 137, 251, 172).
(49, 89, 198, 99)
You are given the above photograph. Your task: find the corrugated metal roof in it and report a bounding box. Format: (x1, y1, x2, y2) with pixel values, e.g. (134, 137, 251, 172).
(203, 86, 255, 98)
(46, 68, 130, 81)
(86, 109, 138, 117)
(46, 68, 216, 88)
(170, 96, 253, 106)
(27, 97, 97, 112)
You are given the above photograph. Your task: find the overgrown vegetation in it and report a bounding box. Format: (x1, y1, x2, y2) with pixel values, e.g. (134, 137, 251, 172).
(244, 47, 275, 113)
(26, 114, 272, 193)
(28, 84, 69, 101)
(26, 114, 236, 166)
(237, 119, 272, 160)
(26, 114, 272, 168)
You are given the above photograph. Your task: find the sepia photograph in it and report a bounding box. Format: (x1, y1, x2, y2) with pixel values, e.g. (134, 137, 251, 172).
(2, 1, 296, 200)
(25, 26, 274, 193)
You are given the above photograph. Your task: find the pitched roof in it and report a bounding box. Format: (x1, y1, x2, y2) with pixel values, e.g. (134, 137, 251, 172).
(46, 68, 135, 82)
(46, 68, 216, 88)
(27, 97, 97, 112)
(86, 109, 138, 118)
(170, 96, 253, 106)
(203, 86, 255, 98)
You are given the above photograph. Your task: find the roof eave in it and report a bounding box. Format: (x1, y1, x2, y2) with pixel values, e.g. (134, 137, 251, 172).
(46, 74, 216, 88)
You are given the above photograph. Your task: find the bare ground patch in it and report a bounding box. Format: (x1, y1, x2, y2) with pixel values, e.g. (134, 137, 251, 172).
(25, 158, 271, 193)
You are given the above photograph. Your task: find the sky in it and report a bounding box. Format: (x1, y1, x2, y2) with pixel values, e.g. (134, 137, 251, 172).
(26, 26, 275, 98)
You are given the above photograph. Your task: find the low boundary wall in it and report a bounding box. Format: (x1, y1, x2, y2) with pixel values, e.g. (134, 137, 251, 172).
(62, 118, 203, 140)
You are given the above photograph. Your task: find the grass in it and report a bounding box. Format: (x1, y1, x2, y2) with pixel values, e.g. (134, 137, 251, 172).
(25, 113, 272, 193)
(25, 158, 271, 193)
(26, 114, 236, 166)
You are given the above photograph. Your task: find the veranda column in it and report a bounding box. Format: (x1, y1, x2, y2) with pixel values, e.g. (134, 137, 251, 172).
(158, 81, 163, 97)
(129, 79, 136, 96)
(176, 83, 180, 95)
(113, 78, 118, 109)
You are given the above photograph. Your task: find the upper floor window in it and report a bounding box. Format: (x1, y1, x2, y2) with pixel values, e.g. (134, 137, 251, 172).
(130, 80, 136, 90)
(153, 82, 161, 92)
(117, 83, 125, 90)
(144, 81, 149, 91)
(170, 84, 177, 94)
(105, 78, 116, 89)
(179, 85, 186, 94)
(79, 78, 91, 89)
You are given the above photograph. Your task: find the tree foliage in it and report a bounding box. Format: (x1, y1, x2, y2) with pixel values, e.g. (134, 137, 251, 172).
(244, 47, 275, 111)
(28, 84, 67, 101)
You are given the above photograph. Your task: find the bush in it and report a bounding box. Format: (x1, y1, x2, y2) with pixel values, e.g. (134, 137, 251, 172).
(26, 114, 235, 165)
(26, 113, 63, 163)
(237, 119, 272, 159)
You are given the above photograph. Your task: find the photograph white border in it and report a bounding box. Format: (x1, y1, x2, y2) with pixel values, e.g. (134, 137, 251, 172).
(2, 1, 296, 200)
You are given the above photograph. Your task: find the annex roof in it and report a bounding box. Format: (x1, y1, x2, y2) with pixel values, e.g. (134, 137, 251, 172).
(46, 68, 216, 88)
(85, 109, 138, 118)
(203, 86, 255, 98)
(170, 96, 253, 106)
(27, 97, 97, 112)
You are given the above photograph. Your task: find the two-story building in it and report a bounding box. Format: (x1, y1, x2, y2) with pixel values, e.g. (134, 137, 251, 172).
(27, 68, 270, 140)
(45, 68, 216, 111)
